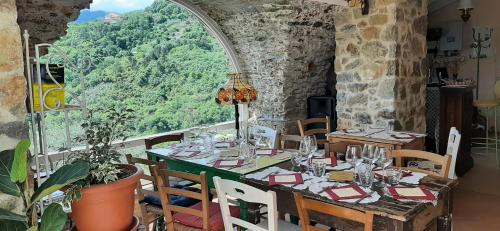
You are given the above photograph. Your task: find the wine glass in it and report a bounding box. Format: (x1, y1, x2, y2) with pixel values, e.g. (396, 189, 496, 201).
(308, 135, 318, 155)
(346, 145, 361, 166)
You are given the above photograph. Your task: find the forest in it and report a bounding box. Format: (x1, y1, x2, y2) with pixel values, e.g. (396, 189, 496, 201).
(44, 1, 233, 150)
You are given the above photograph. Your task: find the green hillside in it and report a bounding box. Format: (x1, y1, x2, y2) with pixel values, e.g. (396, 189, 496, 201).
(44, 1, 233, 150)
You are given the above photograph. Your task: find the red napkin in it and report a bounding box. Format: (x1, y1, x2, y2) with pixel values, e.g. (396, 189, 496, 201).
(325, 184, 367, 200)
(171, 150, 201, 158)
(256, 149, 278, 156)
(388, 186, 436, 201)
(213, 160, 244, 168)
(269, 173, 303, 186)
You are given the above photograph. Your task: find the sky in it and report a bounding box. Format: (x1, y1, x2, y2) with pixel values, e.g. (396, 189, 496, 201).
(89, 0, 155, 13)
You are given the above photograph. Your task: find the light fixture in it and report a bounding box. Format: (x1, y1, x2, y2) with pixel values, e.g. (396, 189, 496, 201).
(457, 0, 473, 22)
(215, 73, 257, 137)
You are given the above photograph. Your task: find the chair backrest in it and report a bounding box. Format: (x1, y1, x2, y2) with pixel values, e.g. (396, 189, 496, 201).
(213, 177, 277, 231)
(446, 127, 461, 179)
(249, 125, 278, 149)
(391, 150, 452, 179)
(297, 116, 331, 145)
(144, 133, 184, 150)
(279, 135, 303, 150)
(293, 192, 374, 231)
(126, 154, 162, 198)
(152, 166, 210, 231)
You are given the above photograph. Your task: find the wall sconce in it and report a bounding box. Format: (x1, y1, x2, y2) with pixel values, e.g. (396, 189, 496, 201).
(457, 0, 473, 22)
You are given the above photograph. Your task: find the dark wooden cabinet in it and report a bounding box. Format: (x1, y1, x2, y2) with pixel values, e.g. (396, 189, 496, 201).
(439, 86, 474, 176)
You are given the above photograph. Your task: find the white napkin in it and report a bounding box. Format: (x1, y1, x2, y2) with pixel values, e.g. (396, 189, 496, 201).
(153, 148, 177, 156)
(399, 172, 427, 185)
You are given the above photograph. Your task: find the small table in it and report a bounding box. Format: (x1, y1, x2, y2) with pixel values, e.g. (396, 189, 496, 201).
(328, 129, 426, 154)
(242, 161, 458, 231)
(146, 147, 292, 222)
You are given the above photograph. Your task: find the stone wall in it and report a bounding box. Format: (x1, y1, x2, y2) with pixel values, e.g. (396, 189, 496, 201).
(0, 0, 28, 214)
(334, 0, 427, 132)
(192, 0, 340, 134)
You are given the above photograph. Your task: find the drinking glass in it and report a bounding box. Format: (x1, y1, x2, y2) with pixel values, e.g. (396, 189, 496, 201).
(299, 140, 309, 158)
(240, 141, 256, 163)
(362, 144, 376, 162)
(357, 163, 374, 188)
(386, 169, 403, 186)
(311, 162, 327, 177)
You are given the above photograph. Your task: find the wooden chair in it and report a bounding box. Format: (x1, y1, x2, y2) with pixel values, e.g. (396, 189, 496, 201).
(391, 150, 452, 179)
(446, 127, 461, 179)
(126, 154, 164, 230)
(293, 192, 374, 231)
(144, 133, 184, 150)
(279, 135, 303, 150)
(152, 166, 239, 231)
(297, 116, 331, 146)
(213, 177, 301, 231)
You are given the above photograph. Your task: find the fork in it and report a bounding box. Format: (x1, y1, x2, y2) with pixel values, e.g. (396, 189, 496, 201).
(353, 191, 376, 204)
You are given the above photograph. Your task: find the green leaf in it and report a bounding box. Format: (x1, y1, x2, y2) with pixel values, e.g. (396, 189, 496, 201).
(40, 203, 67, 231)
(31, 161, 90, 205)
(27, 226, 38, 231)
(0, 207, 26, 221)
(0, 149, 20, 196)
(0, 219, 28, 231)
(11, 139, 31, 183)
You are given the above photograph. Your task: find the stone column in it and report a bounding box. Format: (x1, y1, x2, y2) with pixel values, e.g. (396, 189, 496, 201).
(0, 0, 28, 214)
(334, 0, 427, 132)
(192, 0, 339, 134)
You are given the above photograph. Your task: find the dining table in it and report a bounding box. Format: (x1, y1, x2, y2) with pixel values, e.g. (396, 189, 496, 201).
(242, 160, 458, 231)
(328, 129, 426, 154)
(146, 142, 292, 222)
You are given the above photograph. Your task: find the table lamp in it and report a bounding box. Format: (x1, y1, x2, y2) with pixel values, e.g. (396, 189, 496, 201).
(215, 73, 257, 138)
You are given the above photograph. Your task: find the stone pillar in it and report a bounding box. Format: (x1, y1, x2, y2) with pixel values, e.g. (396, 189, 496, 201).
(192, 0, 339, 134)
(334, 0, 427, 132)
(0, 0, 28, 214)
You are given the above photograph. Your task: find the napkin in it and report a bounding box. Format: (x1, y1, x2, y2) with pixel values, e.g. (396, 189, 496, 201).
(391, 133, 415, 139)
(328, 171, 354, 182)
(215, 142, 235, 149)
(325, 184, 367, 200)
(269, 173, 303, 186)
(388, 186, 436, 201)
(213, 159, 244, 168)
(342, 128, 363, 133)
(256, 149, 278, 156)
(373, 169, 412, 180)
(312, 156, 337, 166)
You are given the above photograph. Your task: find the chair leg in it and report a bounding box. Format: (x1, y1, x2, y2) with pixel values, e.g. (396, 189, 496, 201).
(486, 108, 490, 155)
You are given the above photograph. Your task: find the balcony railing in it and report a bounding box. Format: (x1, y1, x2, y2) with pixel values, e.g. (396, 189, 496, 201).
(43, 121, 236, 164)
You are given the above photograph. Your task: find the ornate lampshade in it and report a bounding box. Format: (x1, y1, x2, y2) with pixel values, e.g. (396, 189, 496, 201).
(215, 73, 257, 139)
(216, 73, 257, 105)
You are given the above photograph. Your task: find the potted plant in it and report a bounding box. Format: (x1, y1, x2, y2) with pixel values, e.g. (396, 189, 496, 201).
(0, 139, 90, 231)
(63, 107, 143, 231)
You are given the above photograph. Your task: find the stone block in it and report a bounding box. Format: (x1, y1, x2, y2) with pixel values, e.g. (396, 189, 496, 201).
(369, 14, 388, 25)
(0, 0, 17, 27)
(361, 26, 380, 40)
(0, 27, 24, 73)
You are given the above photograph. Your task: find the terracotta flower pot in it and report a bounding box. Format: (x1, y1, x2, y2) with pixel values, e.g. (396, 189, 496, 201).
(71, 164, 143, 231)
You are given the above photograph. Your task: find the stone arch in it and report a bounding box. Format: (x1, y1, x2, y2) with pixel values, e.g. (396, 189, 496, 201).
(169, 0, 242, 73)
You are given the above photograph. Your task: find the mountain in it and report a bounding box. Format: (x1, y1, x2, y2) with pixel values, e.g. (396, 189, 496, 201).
(44, 1, 233, 150)
(74, 10, 117, 23)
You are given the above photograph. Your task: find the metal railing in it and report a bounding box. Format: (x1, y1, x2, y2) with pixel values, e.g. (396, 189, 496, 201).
(43, 121, 235, 163)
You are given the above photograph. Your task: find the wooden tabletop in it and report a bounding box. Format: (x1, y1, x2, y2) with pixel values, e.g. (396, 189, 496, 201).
(242, 161, 458, 222)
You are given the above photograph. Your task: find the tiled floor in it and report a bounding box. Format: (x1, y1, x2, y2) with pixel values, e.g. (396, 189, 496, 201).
(453, 148, 500, 231)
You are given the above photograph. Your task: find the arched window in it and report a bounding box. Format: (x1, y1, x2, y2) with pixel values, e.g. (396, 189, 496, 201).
(42, 0, 244, 151)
